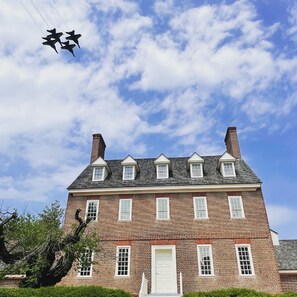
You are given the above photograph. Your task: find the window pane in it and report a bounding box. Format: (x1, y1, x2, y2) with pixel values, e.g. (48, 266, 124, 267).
(237, 246, 253, 275)
(229, 197, 244, 218)
(87, 201, 98, 220)
(223, 163, 234, 176)
(116, 247, 130, 276)
(78, 248, 93, 276)
(157, 198, 169, 219)
(124, 166, 134, 180)
(194, 197, 207, 219)
(198, 246, 213, 275)
(93, 167, 103, 180)
(191, 163, 202, 177)
(119, 199, 131, 220)
(157, 164, 168, 178)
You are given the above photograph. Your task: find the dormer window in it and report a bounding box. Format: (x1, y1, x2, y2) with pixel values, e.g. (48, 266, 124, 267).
(93, 167, 105, 181)
(91, 157, 110, 181)
(222, 162, 235, 177)
(218, 152, 236, 177)
(121, 156, 138, 181)
(157, 164, 169, 179)
(188, 153, 204, 178)
(123, 165, 135, 180)
(154, 154, 170, 179)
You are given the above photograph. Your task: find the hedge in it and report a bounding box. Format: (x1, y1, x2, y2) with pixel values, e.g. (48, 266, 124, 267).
(184, 288, 297, 297)
(0, 286, 132, 297)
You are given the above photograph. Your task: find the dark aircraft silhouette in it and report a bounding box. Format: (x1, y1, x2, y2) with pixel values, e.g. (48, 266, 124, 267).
(61, 41, 76, 57)
(65, 30, 81, 48)
(46, 28, 63, 45)
(42, 36, 58, 53)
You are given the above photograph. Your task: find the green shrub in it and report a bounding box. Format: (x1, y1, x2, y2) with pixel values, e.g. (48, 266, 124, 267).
(184, 288, 271, 297)
(0, 286, 132, 297)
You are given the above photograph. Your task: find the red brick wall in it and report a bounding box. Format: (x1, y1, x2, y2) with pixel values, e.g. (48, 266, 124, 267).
(60, 190, 281, 294)
(280, 274, 297, 292)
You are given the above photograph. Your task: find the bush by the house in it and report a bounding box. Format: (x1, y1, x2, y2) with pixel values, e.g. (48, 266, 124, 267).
(184, 288, 297, 297)
(0, 286, 132, 297)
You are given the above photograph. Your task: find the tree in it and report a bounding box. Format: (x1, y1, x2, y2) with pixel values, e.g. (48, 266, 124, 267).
(0, 202, 100, 288)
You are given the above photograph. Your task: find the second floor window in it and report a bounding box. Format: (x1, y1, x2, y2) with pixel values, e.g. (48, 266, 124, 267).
(86, 200, 99, 221)
(229, 196, 245, 219)
(193, 197, 208, 219)
(197, 245, 214, 276)
(156, 197, 170, 220)
(119, 199, 132, 221)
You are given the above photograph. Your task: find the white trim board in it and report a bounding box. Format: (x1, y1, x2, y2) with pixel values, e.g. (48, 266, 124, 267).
(69, 183, 261, 196)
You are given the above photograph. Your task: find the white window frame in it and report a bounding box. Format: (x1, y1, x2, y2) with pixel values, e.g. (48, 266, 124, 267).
(115, 246, 131, 277)
(156, 197, 170, 220)
(235, 244, 255, 276)
(228, 196, 245, 219)
(193, 197, 208, 219)
(190, 163, 203, 178)
(92, 166, 105, 181)
(197, 245, 214, 276)
(118, 199, 132, 221)
(123, 165, 135, 180)
(85, 200, 99, 221)
(156, 164, 169, 179)
(77, 248, 94, 277)
(221, 162, 236, 177)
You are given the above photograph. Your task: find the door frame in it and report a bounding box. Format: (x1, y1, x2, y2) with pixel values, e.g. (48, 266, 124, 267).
(151, 245, 177, 294)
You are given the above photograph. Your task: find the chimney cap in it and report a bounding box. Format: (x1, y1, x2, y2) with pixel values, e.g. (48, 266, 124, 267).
(92, 133, 106, 147)
(224, 127, 237, 142)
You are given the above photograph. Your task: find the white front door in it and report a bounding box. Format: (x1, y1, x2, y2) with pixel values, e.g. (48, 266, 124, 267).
(152, 246, 177, 294)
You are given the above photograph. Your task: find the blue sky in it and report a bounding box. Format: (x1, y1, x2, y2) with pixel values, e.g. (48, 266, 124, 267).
(0, 0, 296, 239)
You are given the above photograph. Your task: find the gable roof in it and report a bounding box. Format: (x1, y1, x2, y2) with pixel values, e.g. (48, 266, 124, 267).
(275, 240, 297, 270)
(68, 155, 260, 190)
(188, 153, 204, 163)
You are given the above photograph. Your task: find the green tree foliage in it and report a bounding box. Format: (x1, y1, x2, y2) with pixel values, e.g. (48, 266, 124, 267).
(0, 202, 100, 288)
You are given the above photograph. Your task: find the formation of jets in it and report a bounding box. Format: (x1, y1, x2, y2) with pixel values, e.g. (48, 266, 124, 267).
(42, 28, 81, 57)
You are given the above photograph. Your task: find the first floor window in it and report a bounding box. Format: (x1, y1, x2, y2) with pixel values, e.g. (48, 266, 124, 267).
(229, 196, 245, 218)
(193, 197, 208, 219)
(119, 199, 132, 221)
(236, 244, 254, 275)
(116, 246, 130, 276)
(197, 245, 214, 276)
(156, 197, 170, 220)
(86, 200, 99, 221)
(78, 248, 93, 277)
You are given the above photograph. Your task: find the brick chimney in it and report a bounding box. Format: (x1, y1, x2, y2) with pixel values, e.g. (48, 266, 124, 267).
(90, 134, 106, 163)
(224, 127, 241, 159)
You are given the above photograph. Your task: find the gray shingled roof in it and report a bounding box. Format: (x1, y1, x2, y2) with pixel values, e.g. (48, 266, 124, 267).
(68, 156, 261, 190)
(275, 240, 297, 270)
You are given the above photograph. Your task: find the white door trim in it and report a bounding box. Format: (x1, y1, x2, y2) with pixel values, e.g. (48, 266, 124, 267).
(151, 245, 177, 294)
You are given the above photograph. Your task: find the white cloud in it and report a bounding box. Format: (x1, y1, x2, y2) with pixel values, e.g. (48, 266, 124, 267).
(266, 204, 297, 228)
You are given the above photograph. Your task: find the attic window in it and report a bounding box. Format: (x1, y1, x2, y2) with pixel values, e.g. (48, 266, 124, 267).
(92, 167, 105, 181)
(190, 163, 203, 178)
(121, 156, 138, 181)
(222, 162, 235, 177)
(218, 152, 236, 177)
(157, 164, 169, 179)
(123, 165, 135, 180)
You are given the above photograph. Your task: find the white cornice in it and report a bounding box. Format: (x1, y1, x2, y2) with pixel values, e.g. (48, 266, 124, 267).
(279, 270, 297, 274)
(69, 183, 261, 196)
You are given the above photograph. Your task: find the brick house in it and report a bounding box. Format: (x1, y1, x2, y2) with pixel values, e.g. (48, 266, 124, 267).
(60, 127, 282, 294)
